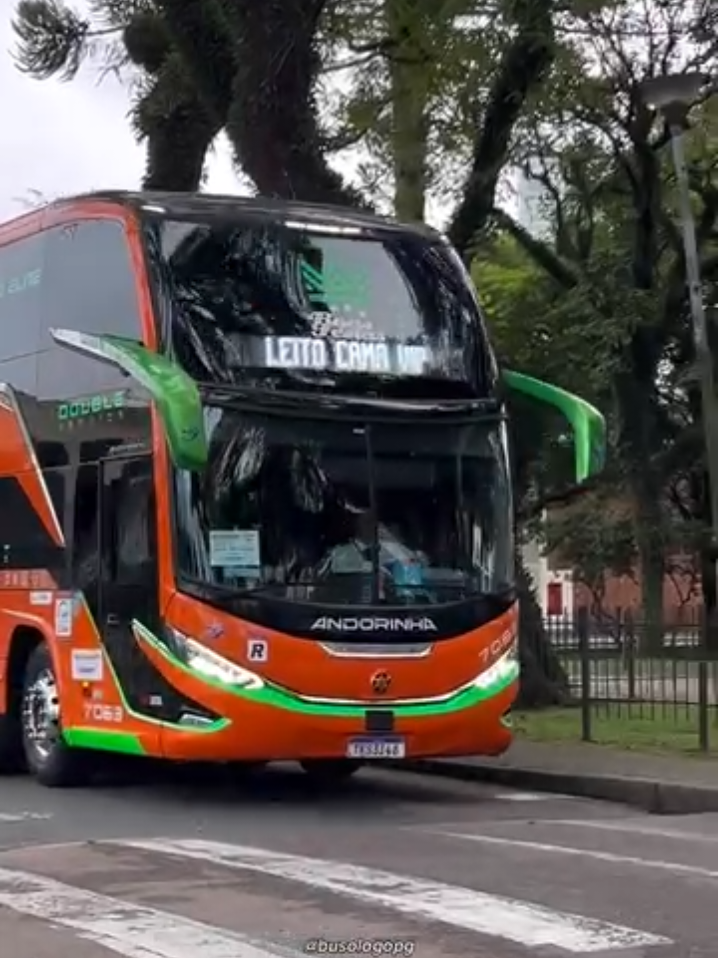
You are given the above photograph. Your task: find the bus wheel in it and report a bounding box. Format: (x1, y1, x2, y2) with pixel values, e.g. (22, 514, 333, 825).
(300, 759, 362, 784)
(21, 644, 88, 788)
(0, 714, 25, 774)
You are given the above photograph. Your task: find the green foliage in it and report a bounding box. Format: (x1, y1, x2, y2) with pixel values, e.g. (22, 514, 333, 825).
(12, 0, 91, 79)
(545, 493, 637, 593)
(320, 0, 506, 210)
(473, 236, 589, 388)
(476, 0, 718, 608)
(471, 231, 618, 504)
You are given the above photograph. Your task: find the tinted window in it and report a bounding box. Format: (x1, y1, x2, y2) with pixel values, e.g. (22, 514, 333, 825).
(173, 407, 513, 606)
(103, 456, 156, 586)
(0, 233, 45, 361)
(145, 216, 496, 398)
(40, 219, 142, 344)
(36, 345, 127, 403)
(74, 462, 100, 612)
(38, 220, 142, 401)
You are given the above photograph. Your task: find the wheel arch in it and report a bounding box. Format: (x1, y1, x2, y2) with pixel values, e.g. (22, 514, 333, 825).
(3, 622, 55, 719)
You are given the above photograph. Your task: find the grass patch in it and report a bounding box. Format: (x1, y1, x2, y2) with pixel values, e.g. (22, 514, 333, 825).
(513, 705, 716, 755)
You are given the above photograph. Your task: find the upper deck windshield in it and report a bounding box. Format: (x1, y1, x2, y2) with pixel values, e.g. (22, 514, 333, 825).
(143, 213, 497, 398)
(172, 407, 514, 610)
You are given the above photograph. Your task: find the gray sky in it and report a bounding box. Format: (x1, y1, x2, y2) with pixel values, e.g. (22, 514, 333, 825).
(0, 7, 245, 222)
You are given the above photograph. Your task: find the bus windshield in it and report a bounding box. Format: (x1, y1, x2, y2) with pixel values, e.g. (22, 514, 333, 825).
(144, 214, 497, 398)
(172, 408, 514, 607)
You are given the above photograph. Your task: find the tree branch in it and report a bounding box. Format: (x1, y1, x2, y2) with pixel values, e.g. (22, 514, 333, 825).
(226, 0, 365, 204)
(152, 0, 235, 129)
(448, 0, 556, 258)
(517, 475, 601, 522)
(493, 208, 579, 288)
(135, 61, 222, 191)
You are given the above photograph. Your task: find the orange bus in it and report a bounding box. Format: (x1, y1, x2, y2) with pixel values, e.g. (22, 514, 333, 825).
(0, 191, 605, 786)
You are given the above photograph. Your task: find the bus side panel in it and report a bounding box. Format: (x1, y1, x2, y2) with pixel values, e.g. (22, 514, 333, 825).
(0, 587, 164, 758)
(0, 210, 179, 755)
(0, 390, 65, 546)
(50, 598, 164, 758)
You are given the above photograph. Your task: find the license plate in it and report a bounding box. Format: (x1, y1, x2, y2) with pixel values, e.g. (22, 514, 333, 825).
(346, 737, 406, 759)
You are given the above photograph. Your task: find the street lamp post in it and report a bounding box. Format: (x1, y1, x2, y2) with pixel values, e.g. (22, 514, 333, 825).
(639, 72, 718, 652)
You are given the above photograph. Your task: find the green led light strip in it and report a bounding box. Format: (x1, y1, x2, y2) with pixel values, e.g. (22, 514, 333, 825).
(133, 620, 519, 718)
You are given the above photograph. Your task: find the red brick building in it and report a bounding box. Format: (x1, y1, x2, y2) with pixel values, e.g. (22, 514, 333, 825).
(537, 495, 703, 624)
(571, 566, 702, 624)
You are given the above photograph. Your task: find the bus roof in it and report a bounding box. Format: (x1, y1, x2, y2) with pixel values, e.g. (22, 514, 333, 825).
(0, 190, 442, 243)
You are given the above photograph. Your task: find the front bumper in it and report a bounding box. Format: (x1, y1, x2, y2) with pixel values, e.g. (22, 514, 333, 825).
(65, 620, 519, 762)
(157, 681, 517, 762)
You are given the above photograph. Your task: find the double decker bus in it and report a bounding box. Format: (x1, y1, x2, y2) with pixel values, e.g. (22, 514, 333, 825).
(0, 191, 605, 787)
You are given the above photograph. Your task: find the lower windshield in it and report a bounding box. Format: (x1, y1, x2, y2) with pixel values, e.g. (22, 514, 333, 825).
(172, 407, 514, 606)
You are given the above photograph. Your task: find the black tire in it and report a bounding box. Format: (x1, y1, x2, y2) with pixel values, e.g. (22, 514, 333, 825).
(21, 644, 90, 787)
(228, 761, 267, 774)
(0, 712, 25, 774)
(300, 759, 362, 784)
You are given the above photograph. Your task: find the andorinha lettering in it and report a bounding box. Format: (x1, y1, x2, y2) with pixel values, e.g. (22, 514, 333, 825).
(311, 616, 437, 632)
(264, 336, 429, 375)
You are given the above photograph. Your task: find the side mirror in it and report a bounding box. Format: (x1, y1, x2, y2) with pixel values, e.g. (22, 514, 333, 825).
(502, 369, 606, 483)
(50, 329, 208, 471)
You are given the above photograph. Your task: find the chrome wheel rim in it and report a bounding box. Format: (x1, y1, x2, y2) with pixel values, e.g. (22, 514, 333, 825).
(22, 667, 60, 761)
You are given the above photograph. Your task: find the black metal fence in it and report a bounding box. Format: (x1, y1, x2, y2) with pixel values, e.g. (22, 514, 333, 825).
(541, 609, 718, 751)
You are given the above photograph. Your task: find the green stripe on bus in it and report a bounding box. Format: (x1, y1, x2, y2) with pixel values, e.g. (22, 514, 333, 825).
(62, 728, 147, 755)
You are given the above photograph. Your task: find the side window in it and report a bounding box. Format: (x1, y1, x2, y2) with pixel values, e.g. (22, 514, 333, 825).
(0, 233, 45, 363)
(37, 220, 143, 402)
(101, 456, 156, 587)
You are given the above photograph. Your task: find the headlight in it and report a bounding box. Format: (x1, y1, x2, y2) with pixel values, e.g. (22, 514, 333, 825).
(473, 645, 519, 690)
(169, 629, 264, 690)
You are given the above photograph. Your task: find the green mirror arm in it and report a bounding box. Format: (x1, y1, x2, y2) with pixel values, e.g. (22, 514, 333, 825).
(502, 368, 606, 483)
(50, 329, 207, 471)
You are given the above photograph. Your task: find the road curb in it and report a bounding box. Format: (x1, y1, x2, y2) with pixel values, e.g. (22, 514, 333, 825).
(395, 759, 718, 814)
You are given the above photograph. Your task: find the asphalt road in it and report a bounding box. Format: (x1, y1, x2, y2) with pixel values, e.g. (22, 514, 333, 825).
(0, 762, 715, 957)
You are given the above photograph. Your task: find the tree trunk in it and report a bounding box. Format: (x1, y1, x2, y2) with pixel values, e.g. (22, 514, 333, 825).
(637, 535, 665, 653)
(698, 468, 718, 652)
(385, 0, 429, 221)
(515, 548, 570, 707)
(700, 542, 718, 651)
(632, 485, 665, 653)
(141, 85, 220, 192)
(123, 13, 222, 193)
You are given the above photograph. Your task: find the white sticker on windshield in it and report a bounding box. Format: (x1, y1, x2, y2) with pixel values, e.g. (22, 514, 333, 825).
(209, 530, 260, 568)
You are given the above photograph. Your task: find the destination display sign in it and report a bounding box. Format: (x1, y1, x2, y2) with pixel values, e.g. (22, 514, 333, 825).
(263, 336, 431, 376)
(151, 216, 497, 396)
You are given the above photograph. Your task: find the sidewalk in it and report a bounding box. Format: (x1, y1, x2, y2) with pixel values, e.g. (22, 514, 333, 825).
(402, 740, 718, 813)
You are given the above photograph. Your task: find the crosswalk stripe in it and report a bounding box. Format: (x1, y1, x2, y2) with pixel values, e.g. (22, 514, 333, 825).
(493, 792, 556, 802)
(432, 828, 718, 880)
(551, 819, 718, 844)
(116, 838, 671, 953)
(0, 865, 298, 958)
(0, 812, 52, 821)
